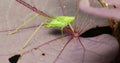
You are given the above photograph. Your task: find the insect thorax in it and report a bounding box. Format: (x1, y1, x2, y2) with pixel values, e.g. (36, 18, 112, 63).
(45, 16, 75, 29)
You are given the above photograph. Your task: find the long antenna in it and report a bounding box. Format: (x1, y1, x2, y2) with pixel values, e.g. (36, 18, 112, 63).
(16, 0, 51, 18)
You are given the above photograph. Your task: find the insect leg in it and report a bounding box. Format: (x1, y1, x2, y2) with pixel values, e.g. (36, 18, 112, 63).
(60, 28, 64, 42)
(68, 23, 74, 32)
(8, 14, 39, 35)
(19, 22, 44, 51)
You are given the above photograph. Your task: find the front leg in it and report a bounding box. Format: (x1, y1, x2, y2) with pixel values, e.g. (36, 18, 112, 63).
(19, 23, 44, 51)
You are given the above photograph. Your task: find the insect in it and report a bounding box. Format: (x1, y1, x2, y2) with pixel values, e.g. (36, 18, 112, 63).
(8, 0, 75, 51)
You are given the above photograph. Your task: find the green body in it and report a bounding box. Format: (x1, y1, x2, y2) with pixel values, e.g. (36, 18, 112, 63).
(45, 16, 75, 29)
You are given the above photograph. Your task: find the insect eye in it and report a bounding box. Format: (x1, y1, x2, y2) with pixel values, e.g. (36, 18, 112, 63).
(80, 26, 112, 38)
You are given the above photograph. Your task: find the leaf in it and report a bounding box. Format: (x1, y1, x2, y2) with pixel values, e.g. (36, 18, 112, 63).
(0, 0, 119, 63)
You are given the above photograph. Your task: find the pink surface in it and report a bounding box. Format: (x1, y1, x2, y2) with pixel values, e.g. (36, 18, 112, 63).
(0, 0, 119, 63)
(79, 0, 120, 20)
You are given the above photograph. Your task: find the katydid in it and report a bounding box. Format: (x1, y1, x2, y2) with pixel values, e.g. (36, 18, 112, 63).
(9, 0, 75, 51)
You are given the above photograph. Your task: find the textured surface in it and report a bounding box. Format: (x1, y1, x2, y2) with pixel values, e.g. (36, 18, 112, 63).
(0, 0, 119, 63)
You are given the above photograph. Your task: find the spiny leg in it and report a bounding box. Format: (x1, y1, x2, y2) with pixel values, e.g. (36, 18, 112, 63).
(19, 23, 44, 51)
(8, 14, 40, 35)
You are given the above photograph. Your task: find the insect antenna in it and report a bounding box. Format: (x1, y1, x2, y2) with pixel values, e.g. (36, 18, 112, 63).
(74, 0, 80, 31)
(58, 0, 66, 16)
(16, 0, 51, 18)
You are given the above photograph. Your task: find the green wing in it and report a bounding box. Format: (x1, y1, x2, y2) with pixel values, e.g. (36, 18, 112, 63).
(46, 16, 75, 28)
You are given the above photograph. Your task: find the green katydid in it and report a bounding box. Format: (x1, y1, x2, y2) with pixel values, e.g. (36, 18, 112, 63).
(9, 0, 75, 51)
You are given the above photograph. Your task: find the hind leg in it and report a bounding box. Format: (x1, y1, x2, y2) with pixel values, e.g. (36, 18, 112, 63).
(8, 14, 39, 35)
